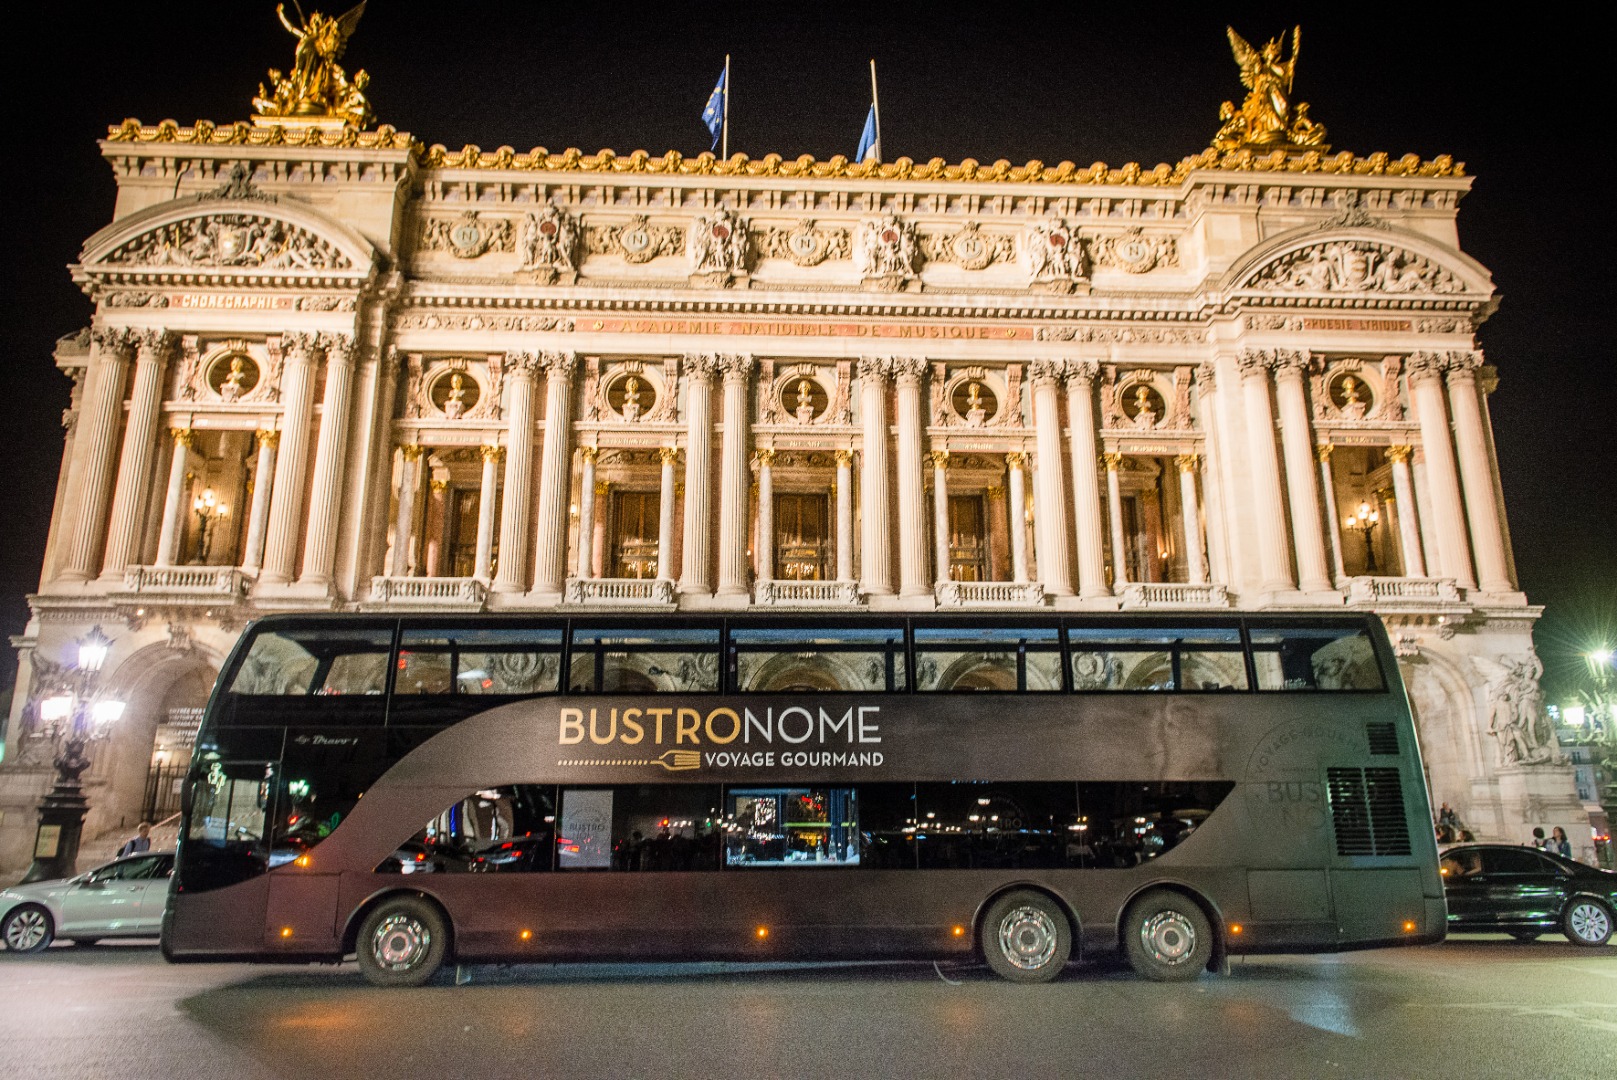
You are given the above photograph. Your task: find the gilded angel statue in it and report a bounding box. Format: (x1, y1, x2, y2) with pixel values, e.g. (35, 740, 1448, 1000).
(1211, 25, 1327, 152)
(253, 3, 374, 126)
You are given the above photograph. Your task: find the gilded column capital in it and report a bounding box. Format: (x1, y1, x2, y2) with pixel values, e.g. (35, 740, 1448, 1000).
(171, 427, 195, 449)
(659, 446, 681, 467)
(682, 352, 721, 380)
(929, 449, 950, 470)
(754, 448, 776, 467)
(1005, 451, 1027, 469)
(480, 444, 505, 464)
(538, 350, 578, 377)
(1384, 444, 1413, 464)
(255, 428, 279, 449)
(857, 356, 894, 381)
(1101, 452, 1125, 470)
(1174, 453, 1200, 473)
(986, 484, 1004, 499)
(834, 448, 855, 468)
(579, 446, 598, 464)
(718, 352, 757, 381)
(1314, 443, 1334, 463)
(594, 481, 611, 497)
(400, 444, 425, 462)
(430, 479, 449, 494)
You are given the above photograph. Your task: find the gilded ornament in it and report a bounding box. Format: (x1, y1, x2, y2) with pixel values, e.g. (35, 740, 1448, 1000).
(252, 4, 375, 128)
(1211, 26, 1327, 152)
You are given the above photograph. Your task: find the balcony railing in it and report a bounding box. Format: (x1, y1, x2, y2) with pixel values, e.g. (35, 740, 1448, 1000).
(120, 565, 246, 598)
(565, 577, 676, 606)
(1118, 582, 1230, 608)
(755, 579, 864, 607)
(1345, 576, 1463, 606)
(367, 576, 487, 607)
(934, 580, 1046, 608)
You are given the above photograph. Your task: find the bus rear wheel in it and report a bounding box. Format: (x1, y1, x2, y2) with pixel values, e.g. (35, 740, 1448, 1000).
(981, 890, 1071, 983)
(1123, 890, 1212, 982)
(357, 896, 448, 987)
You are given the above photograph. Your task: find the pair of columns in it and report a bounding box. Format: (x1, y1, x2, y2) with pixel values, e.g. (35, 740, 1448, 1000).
(388, 444, 504, 581)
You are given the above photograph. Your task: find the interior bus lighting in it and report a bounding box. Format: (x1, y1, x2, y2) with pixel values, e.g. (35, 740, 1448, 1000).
(755, 927, 769, 939)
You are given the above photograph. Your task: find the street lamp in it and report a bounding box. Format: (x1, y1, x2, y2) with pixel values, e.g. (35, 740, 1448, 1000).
(190, 487, 229, 564)
(21, 626, 126, 883)
(1344, 501, 1380, 574)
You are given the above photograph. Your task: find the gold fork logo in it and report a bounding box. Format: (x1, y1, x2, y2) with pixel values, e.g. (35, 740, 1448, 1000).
(656, 749, 701, 771)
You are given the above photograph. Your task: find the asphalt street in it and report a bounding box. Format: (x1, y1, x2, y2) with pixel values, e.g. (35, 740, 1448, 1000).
(0, 937, 1613, 1080)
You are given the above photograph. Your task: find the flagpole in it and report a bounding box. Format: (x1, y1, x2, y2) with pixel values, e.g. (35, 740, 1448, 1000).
(869, 59, 881, 163)
(722, 54, 731, 159)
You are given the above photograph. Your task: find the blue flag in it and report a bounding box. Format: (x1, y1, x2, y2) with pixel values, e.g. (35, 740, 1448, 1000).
(702, 66, 727, 151)
(856, 104, 880, 164)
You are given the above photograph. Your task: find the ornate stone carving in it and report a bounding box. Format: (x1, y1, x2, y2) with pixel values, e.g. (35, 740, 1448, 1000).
(517, 205, 578, 281)
(854, 214, 919, 289)
(506, 350, 543, 378)
(1478, 653, 1564, 767)
(419, 211, 513, 259)
(585, 215, 684, 263)
(1027, 359, 1066, 387)
(857, 356, 894, 381)
(890, 356, 928, 384)
(687, 206, 749, 278)
(538, 350, 578, 377)
(831, 360, 854, 424)
(717, 353, 756, 380)
(391, 312, 574, 332)
(1034, 325, 1206, 344)
(1091, 227, 1179, 273)
(106, 213, 349, 270)
(296, 295, 356, 311)
(761, 221, 850, 266)
(1018, 217, 1087, 291)
(646, 357, 682, 422)
(996, 364, 1023, 428)
(1247, 241, 1463, 293)
(922, 222, 1012, 271)
(682, 353, 721, 381)
(102, 292, 169, 308)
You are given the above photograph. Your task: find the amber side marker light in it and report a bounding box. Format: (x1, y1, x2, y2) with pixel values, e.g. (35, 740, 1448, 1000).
(519, 929, 532, 941)
(1229, 923, 1243, 935)
(755, 927, 769, 939)
(280, 927, 293, 938)
(294, 855, 311, 868)
(951, 926, 966, 937)
(1403, 920, 1418, 933)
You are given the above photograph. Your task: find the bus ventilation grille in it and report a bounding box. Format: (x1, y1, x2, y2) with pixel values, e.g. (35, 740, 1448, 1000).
(1326, 767, 1412, 857)
(1365, 722, 1400, 756)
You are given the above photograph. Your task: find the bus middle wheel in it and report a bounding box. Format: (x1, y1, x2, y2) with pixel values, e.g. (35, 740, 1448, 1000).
(357, 895, 449, 987)
(1123, 889, 1213, 981)
(981, 889, 1072, 983)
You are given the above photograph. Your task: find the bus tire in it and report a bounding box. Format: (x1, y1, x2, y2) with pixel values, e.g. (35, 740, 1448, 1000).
(1562, 898, 1613, 947)
(1122, 890, 1212, 982)
(981, 890, 1071, 983)
(356, 895, 449, 987)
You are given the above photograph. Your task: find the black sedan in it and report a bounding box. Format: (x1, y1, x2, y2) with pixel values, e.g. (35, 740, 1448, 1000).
(1440, 844, 1617, 946)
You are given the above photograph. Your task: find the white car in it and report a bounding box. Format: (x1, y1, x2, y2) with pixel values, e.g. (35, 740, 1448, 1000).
(0, 851, 174, 952)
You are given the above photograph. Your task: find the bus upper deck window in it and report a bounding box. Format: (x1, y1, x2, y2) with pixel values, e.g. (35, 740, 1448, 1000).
(1066, 625, 1247, 692)
(568, 628, 721, 693)
(1249, 625, 1384, 691)
(729, 626, 907, 693)
(914, 626, 1061, 692)
(395, 628, 563, 696)
(228, 628, 394, 696)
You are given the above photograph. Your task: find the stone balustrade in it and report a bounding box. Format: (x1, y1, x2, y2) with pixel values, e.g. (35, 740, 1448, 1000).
(754, 579, 864, 607)
(1118, 582, 1230, 608)
(120, 565, 246, 598)
(564, 577, 676, 606)
(934, 580, 1046, 608)
(367, 576, 487, 607)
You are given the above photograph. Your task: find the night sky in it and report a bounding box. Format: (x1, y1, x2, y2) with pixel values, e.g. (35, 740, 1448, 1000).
(2, 2, 1610, 698)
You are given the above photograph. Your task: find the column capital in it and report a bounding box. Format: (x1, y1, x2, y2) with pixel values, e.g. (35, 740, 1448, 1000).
(430, 478, 449, 494)
(595, 481, 611, 497)
(1028, 359, 1065, 387)
(279, 330, 323, 359)
(1405, 350, 1447, 384)
(986, 484, 1004, 498)
(538, 350, 578, 377)
(579, 445, 598, 464)
(857, 355, 894, 381)
(1236, 349, 1275, 378)
(890, 356, 928, 384)
(1061, 359, 1099, 385)
(682, 352, 721, 380)
(1270, 349, 1310, 378)
(1384, 444, 1413, 464)
(91, 326, 139, 357)
(1315, 443, 1334, 463)
(659, 446, 680, 466)
(1174, 453, 1200, 473)
(255, 428, 279, 449)
(834, 448, 855, 467)
(1005, 451, 1027, 469)
(1442, 349, 1483, 380)
(718, 352, 757, 381)
(754, 447, 776, 467)
(506, 349, 542, 377)
(317, 332, 357, 366)
(400, 443, 425, 462)
(1101, 451, 1125, 470)
(1194, 361, 1217, 392)
(171, 427, 195, 449)
(480, 444, 505, 463)
(929, 449, 950, 470)
(134, 328, 177, 359)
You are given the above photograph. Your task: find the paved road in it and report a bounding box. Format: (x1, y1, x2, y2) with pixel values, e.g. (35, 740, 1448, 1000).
(1, 937, 1613, 1079)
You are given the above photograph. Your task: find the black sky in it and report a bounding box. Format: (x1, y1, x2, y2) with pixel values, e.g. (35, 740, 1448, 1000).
(2, 1, 1611, 697)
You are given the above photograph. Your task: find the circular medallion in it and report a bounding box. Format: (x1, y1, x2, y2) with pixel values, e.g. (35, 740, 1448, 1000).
(780, 376, 828, 423)
(951, 379, 998, 425)
(608, 371, 655, 420)
(711, 222, 731, 241)
(786, 229, 825, 265)
(619, 227, 655, 262)
(539, 220, 559, 237)
(881, 228, 900, 245)
(207, 353, 260, 401)
(951, 231, 992, 271)
(1049, 231, 1069, 249)
(449, 220, 486, 257)
(430, 370, 481, 417)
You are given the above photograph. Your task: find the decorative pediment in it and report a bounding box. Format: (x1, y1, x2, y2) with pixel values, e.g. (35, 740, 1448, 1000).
(1228, 226, 1493, 299)
(104, 212, 350, 270)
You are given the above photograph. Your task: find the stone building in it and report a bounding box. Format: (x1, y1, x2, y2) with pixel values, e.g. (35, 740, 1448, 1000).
(0, 40, 1590, 871)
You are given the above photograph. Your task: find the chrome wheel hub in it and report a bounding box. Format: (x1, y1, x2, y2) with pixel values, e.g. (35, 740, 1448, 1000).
(5, 909, 47, 951)
(998, 905, 1058, 970)
(372, 914, 431, 971)
(1140, 911, 1197, 965)
(1568, 902, 1610, 943)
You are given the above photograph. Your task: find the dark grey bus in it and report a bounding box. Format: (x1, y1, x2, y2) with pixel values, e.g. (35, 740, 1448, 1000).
(162, 613, 1444, 986)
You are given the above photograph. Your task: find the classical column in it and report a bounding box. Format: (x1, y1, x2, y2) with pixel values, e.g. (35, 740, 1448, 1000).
(390, 445, 424, 576)
(60, 329, 136, 582)
(1007, 452, 1030, 584)
(1270, 352, 1332, 593)
(680, 354, 718, 594)
(892, 357, 930, 597)
(493, 352, 539, 592)
(716, 354, 756, 597)
(931, 451, 950, 586)
(155, 428, 195, 568)
(1237, 350, 1296, 592)
(259, 333, 321, 586)
(1195, 362, 1232, 586)
(1028, 361, 1073, 596)
(1445, 352, 1514, 593)
(835, 449, 854, 582)
(657, 447, 678, 581)
(298, 334, 358, 587)
(858, 357, 893, 595)
(1064, 362, 1110, 598)
(1385, 445, 1427, 577)
(1103, 452, 1129, 587)
(240, 430, 277, 574)
(1316, 445, 1347, 583)
(1406, 352, 1475, 589)
(754, 450, 776, 582)
(100, 330, 174, 577)
(474, 445, 501, 581)
(575, 447, 598, 580)
(1175, 454, 1208, 585)
(532, 350, 577, 596)
(424, 479, 447, 576)
(591, 482, 608, 578)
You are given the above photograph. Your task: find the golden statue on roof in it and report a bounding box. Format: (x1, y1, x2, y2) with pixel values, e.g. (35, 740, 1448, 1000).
(1211, 26, 1326, 152)
(252, 3, 373, 127)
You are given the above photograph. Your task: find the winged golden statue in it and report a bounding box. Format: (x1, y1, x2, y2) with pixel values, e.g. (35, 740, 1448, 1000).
(1211, 25, 1326, 152)
(252, 3, 374, 127)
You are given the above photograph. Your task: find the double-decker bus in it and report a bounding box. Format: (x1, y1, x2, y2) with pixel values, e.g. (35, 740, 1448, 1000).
(162, 613, 1443, 986)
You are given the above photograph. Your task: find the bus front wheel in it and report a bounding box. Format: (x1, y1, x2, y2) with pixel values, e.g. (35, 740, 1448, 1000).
(981, 890, 1072, 983)
(1123, 890, 1212, 982)
(357, 896, 449, 987)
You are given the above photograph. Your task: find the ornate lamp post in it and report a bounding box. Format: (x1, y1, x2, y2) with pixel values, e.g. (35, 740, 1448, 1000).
(190, 487, 230, 564)
(21, 626, 125, 883)
(1344, 501, 1380, 573)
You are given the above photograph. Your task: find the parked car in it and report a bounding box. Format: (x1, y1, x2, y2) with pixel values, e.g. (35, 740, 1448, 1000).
(0, 851, 174, 952)
(1439, 844, 1617, 946)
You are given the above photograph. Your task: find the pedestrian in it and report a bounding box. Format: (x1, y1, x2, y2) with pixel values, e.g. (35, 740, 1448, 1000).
(1551, 826, 1572, 859)
(117, 821, 152, 858)
(1528, 826, 1548, 851)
